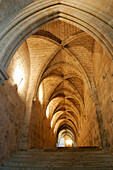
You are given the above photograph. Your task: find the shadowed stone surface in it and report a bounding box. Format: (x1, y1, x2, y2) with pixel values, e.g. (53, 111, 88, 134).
(0, 0, 113, 166)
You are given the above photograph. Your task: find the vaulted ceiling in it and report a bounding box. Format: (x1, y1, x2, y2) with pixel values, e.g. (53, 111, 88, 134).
(26, 20, 95, 143)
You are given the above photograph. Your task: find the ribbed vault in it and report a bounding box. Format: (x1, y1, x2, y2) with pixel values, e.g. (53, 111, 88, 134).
(26, 20, 97, 147)
(0, 0, 113, 161)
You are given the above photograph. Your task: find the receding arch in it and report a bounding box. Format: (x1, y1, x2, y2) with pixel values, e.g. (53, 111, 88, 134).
(45, 96, 80, 120)
(0, 0, 112, 81)
(51, 111, 78, 131)
(57, 125, 76, 143)
(49, 88, 84, 111)
(40, 74, 84, 105)
(54, 119, 78, 137)
(0, 0, 112, 150)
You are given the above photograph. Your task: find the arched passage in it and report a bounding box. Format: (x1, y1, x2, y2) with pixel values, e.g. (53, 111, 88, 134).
(0, 1, 113, 158)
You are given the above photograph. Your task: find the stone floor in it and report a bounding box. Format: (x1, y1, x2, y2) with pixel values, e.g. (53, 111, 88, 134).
(0, 147, 113, 169)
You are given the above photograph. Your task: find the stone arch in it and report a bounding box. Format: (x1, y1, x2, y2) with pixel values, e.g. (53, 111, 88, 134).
(0, 0, 112, 150)
(0, 0, 113, 83)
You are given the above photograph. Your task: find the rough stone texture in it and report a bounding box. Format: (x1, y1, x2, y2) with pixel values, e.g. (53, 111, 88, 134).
(78, 84, 101, 147)
(0, 0, 113, 163)
(93, 41, 113, 149)
(0, 41, 30, 162)
(0, 0, 113, 24)
(1, 147, 113, 169)
(28, 99, 56, 148)
(0, 0, 113, 33)
(0, 0, 34, 30)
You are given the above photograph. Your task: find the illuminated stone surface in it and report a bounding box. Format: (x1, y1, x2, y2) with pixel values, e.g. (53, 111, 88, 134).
(0, 0, 113, 166)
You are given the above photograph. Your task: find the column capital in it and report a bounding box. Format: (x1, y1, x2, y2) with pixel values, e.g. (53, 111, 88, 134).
(0, 64, 9, 85)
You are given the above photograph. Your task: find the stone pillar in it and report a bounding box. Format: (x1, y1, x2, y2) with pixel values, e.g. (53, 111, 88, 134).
(0, 64, 9, 85)
(91, 88, 110, 149)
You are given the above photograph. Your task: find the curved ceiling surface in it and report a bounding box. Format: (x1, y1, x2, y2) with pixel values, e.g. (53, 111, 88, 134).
(26, 20, 95, 145)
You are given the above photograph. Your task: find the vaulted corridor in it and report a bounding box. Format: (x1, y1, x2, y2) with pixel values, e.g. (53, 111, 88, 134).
(0, 0, 113, 169)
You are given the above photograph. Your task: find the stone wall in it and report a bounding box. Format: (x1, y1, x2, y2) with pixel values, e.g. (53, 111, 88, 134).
(77, 83, 101, 147)
(0, 41, 30, 162)
(28, 98, 56, 148)
(0, 0, 34, 31)
(0, 0, 112, 24)
(93, 41, 113, 149)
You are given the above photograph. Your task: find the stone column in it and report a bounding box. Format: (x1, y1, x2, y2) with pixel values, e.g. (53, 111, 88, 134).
(0, 64, 9, 85)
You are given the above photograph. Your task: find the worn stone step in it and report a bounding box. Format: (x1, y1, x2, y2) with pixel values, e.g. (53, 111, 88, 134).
(14, 151, 111, 156)
(12, 154, 112, 159)
(16, 147, 102, 154)
(8, 158, 113, 163)
(1, 148, 113, 169)
(28, 147, 102, 151)
(8, 153, 113, 161)
(2, 160, 113, 167)
(16, 148, 108, 153)
(1, 166, 113, 170)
